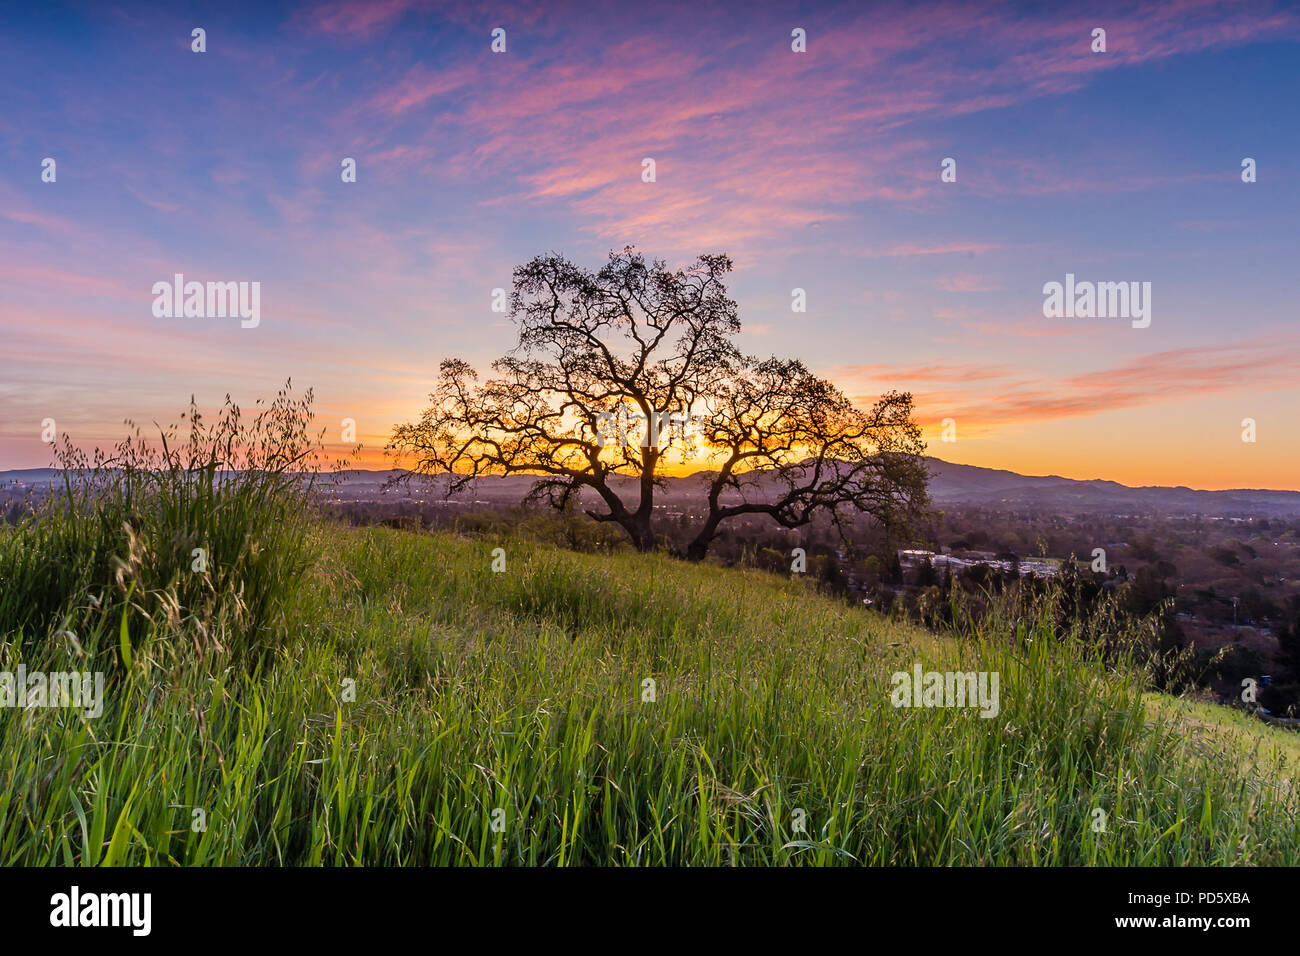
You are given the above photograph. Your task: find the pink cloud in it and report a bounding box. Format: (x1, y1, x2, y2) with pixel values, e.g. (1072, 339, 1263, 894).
(935, 274, 1002, 293)
(839, 337, 1300, 429)
(304, 0, 1300, 256)
(297, 0, 420, 39)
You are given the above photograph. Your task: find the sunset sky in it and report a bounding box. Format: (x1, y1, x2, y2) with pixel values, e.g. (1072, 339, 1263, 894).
(2, 0, 1298, 489)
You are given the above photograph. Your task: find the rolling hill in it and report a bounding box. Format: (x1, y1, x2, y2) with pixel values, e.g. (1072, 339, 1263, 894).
(5, 458, 1299, 516)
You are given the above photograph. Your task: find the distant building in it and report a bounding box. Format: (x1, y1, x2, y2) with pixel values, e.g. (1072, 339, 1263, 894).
(898, 549, 1060, 582)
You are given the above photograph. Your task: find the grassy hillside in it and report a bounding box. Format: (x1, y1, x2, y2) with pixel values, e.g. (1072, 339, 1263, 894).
(3, 516, 1299, 865)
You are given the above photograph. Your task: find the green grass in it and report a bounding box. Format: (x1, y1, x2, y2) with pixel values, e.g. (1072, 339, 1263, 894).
(3, 516, 1300, 865)
(2, 390, 1297, 865)
(1, 386, 321, 667)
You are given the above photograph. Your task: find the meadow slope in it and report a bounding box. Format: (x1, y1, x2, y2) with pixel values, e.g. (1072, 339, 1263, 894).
(2, 523, 1298, 865)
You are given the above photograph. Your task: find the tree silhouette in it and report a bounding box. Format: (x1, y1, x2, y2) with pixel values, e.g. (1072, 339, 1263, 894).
(684, 355, 927, 559)
(388, 248, 929, 559)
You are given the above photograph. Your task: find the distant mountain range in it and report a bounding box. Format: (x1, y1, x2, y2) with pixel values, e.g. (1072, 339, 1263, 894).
(4, 458, 1299, 516)
(919, 459, 1300, 515)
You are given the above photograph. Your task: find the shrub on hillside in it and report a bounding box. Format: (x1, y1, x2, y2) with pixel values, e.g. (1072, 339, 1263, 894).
(0, 382, 333, 666)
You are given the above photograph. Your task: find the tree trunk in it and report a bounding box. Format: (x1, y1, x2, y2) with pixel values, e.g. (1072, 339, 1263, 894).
(685, 515, 721, 561)
(625, 514, 655, 552)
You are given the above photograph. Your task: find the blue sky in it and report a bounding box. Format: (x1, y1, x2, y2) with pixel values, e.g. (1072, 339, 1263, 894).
(2, 0, 1298, 487)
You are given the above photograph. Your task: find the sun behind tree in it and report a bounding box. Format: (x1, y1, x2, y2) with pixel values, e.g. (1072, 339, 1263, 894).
(388, 248, 929, 559)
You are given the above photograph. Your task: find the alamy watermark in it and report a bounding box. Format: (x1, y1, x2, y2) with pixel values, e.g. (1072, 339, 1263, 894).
(0, 665, 103, 718)
(593, 407, 703, 449)
(1042, 273, 1150, 328)
(890, 663, 999, 718)
(50, 886, 150, 936)
(152, 273, 260, 328)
